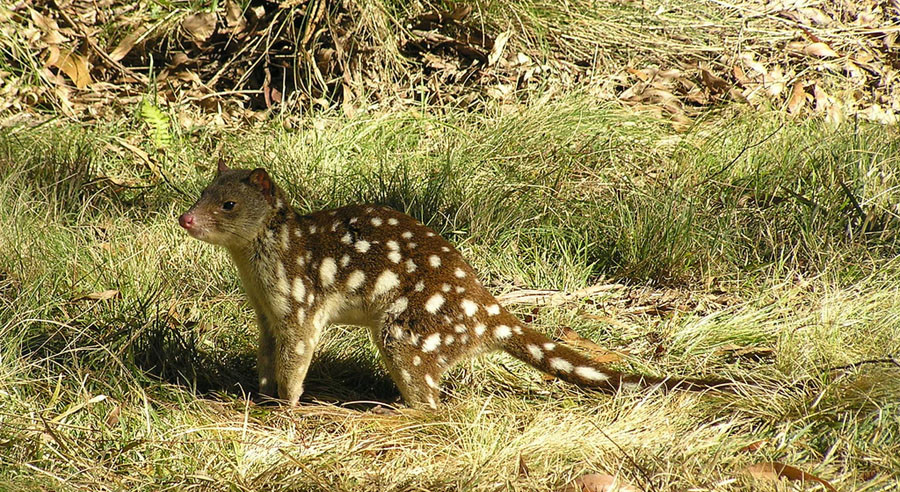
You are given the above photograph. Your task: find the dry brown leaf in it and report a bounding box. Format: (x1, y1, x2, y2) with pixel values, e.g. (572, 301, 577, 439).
(700, 68, 729, 94)
(798, 8, 832, 25)
(73, 289, 120, 302)
(30, 10, 66, 45)
(561, 473, 641, 492)
(224, 0, 246, 31)
(787, 81, 807, 114)
(50, 50, 93, 89)
(182, 12, 217, 44)
(743, 462, 836, 491)
(109, 26, 147, 62)
(559, 327, 622, 364)
(105, 404, 121, 427)
(488, 30, 511, 66)
(804, 42, 838, 58)
(738, 439, 769, 452)
(517, 453, 530, 478)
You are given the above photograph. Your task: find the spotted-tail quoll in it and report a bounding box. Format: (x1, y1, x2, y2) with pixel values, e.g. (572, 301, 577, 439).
(178, 161, 732, 409)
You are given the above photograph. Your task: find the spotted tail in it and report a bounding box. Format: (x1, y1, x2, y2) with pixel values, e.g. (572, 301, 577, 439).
(496, 313, 733, 393)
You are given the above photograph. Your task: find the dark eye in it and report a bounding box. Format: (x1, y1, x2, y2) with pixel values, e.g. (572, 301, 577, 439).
(223, 201, 236, 211)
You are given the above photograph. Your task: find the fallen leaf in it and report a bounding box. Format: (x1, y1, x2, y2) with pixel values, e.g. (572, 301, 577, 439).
(561, 473, 641, 492)
(517, 453, 530, 478)
(30, 10, 66, 45)
(105, 404, 121, 427)
(787, 81, 807, 114)
(743, 462, 836, 491)
(182, 12, 217, 44)
(488, 30, 511, 66)
(109, 26, 147, 62)
(738, 439, 769, 452)
(700, 68, 729, 94)
(73, 289, 120, 302)
(50, 49, 93, 89)
(804, 42, 838, 58)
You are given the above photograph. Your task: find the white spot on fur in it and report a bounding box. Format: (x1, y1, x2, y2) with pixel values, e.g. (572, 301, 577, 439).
(549, 357, 574, 373)
(494, 325, 512, 339)
(275, 262, 289, 295)
(388, 251, 402, 263)
(425, 293, 445, 313)
(473, 323, 486, 336)
(401, 369, 411, 382)
(296, 307, 306, 323)
(355, 240, 371, 253)
(346, 270, 365, 291)
(414, 281, 425, 292)
(387, 296, 408, 315)
(543, 342, 556, 351)
(455, 286, 466, 293)
(454, 324, 467, 333)
(372, 270, 400, 297)
(309, 225, 317, 234)
(280, 226, 290, 251)
(429, 255, 441, 268)
(294, 229, 302, 238)
(386, 240, 399, 250)
(460, 299, 478, 317)
(341, 255, 350, 267)
(307, 292, 315, 305)
(319, 257, 337, 287)
(340, 233, 352, 244)
(441, 283, 451, 292)
(401, 231, 413, 239)
(388, 218, 399, 225)
(575, 366, 609, 381)
(407, 242, 417, 249)
(294, 340, 306, 355)
(413, 355, 422, 366)
(349, 217, 358, 224)
(485, 304, 501, 316)
(405, 259, 417, 273)
(292, 277, 306, 302)
(527, 344, 543, 360)
(441, 246, 450, 252)
(513, 326, 523, 335)
(424, 373, 438, 389)
(371, 217, 383, 226)
(444, 335, 455, 345)
(454, 268, 466, 278)
(426, 232, 435, 237)
(422, 333, 441, 352)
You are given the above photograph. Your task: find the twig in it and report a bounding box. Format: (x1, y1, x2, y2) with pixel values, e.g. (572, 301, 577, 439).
(828, 356, 900, 372)
(50, 0, 149, 85)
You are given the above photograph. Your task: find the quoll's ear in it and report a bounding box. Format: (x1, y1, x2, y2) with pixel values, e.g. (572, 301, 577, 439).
(216, 158, 230, 175)
(248, 168, 274, 197)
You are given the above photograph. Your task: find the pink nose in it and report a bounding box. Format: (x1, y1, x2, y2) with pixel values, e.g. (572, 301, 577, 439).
(178, 213, 195, 229)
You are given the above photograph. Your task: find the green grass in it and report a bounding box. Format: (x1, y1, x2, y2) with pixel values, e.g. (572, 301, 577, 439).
(1, 97, 898, 490)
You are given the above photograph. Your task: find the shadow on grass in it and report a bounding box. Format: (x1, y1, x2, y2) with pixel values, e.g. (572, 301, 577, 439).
(130, 313, 400, 406)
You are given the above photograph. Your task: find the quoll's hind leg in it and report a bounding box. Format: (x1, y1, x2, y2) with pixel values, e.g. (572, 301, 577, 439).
(375, 324, 443, 409)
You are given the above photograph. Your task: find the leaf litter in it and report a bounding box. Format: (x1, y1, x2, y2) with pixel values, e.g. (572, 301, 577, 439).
(0, 0, 898, 127)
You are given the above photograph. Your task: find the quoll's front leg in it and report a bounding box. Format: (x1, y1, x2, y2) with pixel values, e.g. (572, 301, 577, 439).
(256, 319, 278, 398)
(274, 318, 322, 406)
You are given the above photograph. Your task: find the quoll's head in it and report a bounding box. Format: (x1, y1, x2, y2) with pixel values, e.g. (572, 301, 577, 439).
(178, 160, 282, 249)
